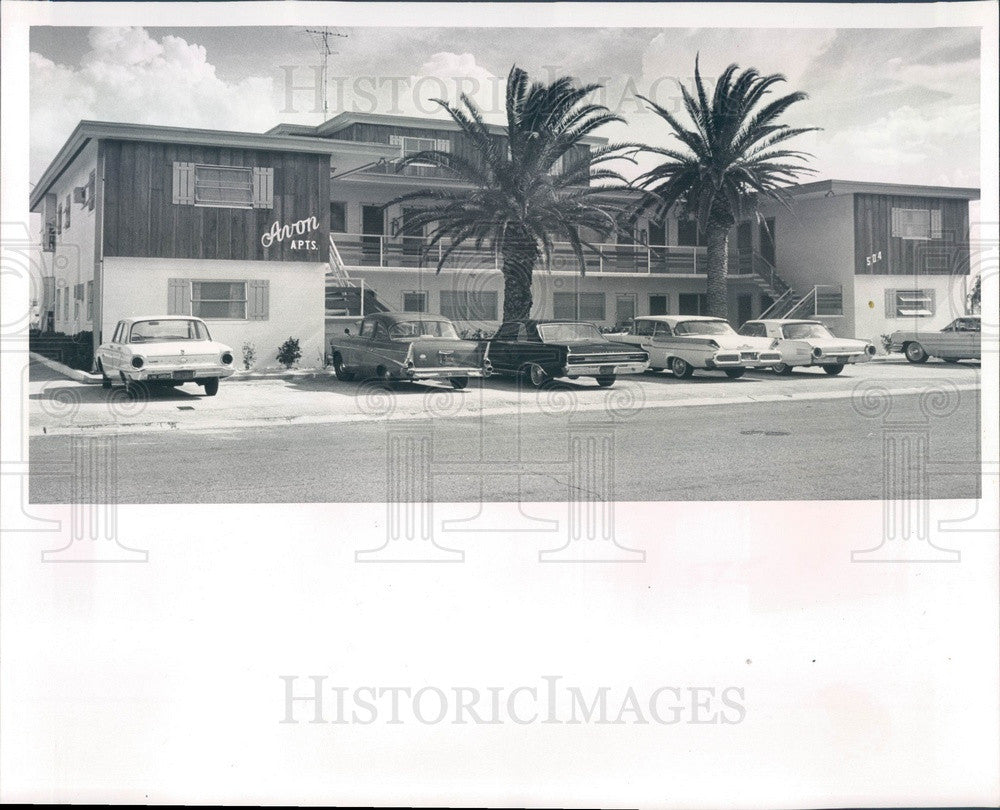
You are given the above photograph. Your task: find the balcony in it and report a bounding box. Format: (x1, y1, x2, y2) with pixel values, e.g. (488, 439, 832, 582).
(331, 232, 740, 275)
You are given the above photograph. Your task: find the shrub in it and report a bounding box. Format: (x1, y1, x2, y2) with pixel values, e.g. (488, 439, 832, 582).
(276, 337, 302, 369)
(241, 340, 257, 371)
(880, 334, 894, 355)
(29, 330, 94, 371)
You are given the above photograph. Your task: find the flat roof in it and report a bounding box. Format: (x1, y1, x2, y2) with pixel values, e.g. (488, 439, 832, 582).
(782, 179, 980, 201)
(268, 111, 610, 146)
(30, 120, 399, 211)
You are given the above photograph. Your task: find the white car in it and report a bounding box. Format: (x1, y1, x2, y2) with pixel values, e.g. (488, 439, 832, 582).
(738, 319, 876, 375)
(607, 315, 782, 379)
(97, 316, 236, 396)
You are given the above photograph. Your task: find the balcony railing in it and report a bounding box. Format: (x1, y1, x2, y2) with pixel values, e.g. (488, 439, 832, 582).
(331, 232, 744, 275)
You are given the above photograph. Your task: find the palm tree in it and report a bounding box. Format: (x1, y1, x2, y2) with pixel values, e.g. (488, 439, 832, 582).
(388, 66, 634, 322)
(633, 57, 818, 319)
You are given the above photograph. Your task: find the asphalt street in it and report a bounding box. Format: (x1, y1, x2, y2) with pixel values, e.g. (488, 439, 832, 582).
(30, 383, 980, 502)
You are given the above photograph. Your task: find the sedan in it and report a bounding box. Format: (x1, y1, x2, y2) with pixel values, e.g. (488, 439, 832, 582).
(607, 315, 781, 379)
(889, 316, 981, 363)
(96, 316, 235, 396)
(738, 319, 876, 375)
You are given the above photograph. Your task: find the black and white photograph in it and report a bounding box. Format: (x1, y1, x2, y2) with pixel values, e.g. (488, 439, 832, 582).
(1, 0, 998, 806)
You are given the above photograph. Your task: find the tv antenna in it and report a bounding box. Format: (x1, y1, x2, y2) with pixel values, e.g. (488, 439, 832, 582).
(305, 27, 348, 119)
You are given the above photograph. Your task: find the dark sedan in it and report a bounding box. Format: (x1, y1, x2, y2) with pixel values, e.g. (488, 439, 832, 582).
(484, 320, 649, 388)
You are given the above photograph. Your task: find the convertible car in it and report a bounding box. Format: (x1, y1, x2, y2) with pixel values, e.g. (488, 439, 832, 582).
(96, 316, 236, 396)
(484, 320, 648, 387)
(738, 318, 876, 375)
(329, 312, 486, 388)
(889, 316, 981, 363)
(607, 315, 781, 379)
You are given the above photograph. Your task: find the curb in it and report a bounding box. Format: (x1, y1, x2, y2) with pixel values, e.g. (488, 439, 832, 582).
(29, 352, 102, 384)
(230, 369, 336, 382)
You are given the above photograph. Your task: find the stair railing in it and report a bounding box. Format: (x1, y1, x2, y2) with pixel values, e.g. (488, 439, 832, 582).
(758, 288, 795, 320)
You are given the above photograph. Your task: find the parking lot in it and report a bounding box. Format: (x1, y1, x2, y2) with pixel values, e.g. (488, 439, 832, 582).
(28, 357, 982, 437)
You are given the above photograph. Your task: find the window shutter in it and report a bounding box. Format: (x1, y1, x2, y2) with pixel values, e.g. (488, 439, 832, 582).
(88, 170, 96, 211)
(56, 201, 62, 234)
(435, 139, 450, 153)
(884, 289, 897, 318)
(930, 210, 942, 239)
(64, 194, 71, 229)
(172, 162, 195, 205)
(389, 134, 403, 148)
(167, 278, 191, 315)
(248, 280, 270, 320)
(253, 167, 274, 209)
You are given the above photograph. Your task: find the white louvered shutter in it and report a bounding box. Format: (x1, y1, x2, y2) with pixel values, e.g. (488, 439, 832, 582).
(172, 162, 195, 205)
(168, 279, 191, 315)
(253, 167, 274, 209)
(248, 280, 270, 320)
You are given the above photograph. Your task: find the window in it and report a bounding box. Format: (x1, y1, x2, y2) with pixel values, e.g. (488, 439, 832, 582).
(738, 322, 768, 338)
(678, 293, 707, 315)
(73, 283, 83, 320)
(402, 291, 428, 313)
(400, 136, 447, 163)
(652, 322, 673, 338)
(113, 322, 125, 343)
(192, 281, 247, 319)
(374, 322, 391, 342)
(440, 290, 498, 321)
(389, 320, 459, 339)
(891, 208, 942, 240)
(634, 319, 655, 337)
(887, 289, 936, 318)
(553, 292, 606, 321)
(615, 294, 636, 327)
(330, 202, 347, 233)
(677, 220, 707, 247)
(495, 322, 525, 341)
(86, 281, 94, 321)
(360, 319, 376, 338)
(130, 319, 210, 343)
(649, 294, 669, 316)
(194, 165, 253, 208)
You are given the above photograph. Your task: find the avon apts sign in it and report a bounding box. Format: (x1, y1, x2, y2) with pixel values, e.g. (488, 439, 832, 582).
(261, 216, 319, 250)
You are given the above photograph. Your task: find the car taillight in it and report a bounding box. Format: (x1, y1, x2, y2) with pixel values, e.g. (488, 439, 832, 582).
(131, 356, 144, 369)
(866, 344, 877, 355)
(812, 347, 823, 358)
(221, 351, 234, 365)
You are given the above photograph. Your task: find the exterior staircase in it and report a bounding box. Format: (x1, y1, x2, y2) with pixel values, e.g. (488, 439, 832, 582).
(325, 234, 391, 316)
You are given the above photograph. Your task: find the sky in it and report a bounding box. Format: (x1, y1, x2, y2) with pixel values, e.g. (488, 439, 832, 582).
(28, 25, 981, 190)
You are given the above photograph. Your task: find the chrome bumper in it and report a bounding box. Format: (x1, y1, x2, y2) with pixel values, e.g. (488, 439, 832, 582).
(132, 364, 235, 381)
(709, 351, 782, 368)
(562, 361, 649, 376)
(402, 365, 484, 380)
(811, 352, 870, 365)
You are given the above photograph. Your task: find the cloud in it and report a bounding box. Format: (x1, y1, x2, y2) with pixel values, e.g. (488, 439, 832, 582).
(30, 27, 280, 181)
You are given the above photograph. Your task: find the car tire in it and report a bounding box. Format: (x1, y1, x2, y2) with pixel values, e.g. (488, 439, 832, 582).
(525, 363, 549, 388)
(98, 360, 112, 389)
(723, 368, 746, 379)
(202, 377, 220, 396)
(450, 376, 469, 390)
(670, 357, 694, 379)
(772, 363, 794, 375)
(595, 375, 616, 387)
(373, 366, 393, 389)
(823, 364, 845, 376)
(904, 342, 929, 363)
(333, 354, 355, 382)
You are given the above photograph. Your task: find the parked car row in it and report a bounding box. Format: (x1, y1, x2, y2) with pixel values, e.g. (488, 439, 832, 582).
(94, 313, 981, 399)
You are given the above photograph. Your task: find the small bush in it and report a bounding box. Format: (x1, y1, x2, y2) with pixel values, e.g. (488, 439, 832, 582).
(276, 337, 302, 369)
(241, 340, 257, 371)
(879, 334, 894, 355)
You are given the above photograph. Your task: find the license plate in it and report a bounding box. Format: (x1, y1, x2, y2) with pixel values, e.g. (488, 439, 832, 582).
(600, 365, 614, 375)
(173, 370, 196, 380)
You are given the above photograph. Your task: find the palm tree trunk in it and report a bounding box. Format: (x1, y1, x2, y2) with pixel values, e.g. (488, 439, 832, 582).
(705, 225, 729, 319)
(500, 232, 538, 321)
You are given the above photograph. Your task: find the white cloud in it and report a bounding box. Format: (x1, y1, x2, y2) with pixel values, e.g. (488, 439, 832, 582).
(31, 27, 280, 181)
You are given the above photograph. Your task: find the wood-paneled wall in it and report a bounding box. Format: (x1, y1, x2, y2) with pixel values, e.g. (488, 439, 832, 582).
(101, 140, 330, 262)
(854, 193, 970, 276)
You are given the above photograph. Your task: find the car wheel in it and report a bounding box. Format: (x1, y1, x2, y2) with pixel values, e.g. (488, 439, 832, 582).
(202, 377, 220, 396)
(373, 366, 393, 389)
(823, 364, 845, 376)
(525, 363, 549, 388)
(595, 375, 616, 387)
(670, 357, 694, 379)
(943, 357, 960, 363)
(333, 354, 355, 381)
(772, 363, 794, 375)
(904, 342, 929, 363)
(123, 377, 147, 401)
(723, 368, 746, 379)
(450, 376, 469, 390)
(97, 360, 112, 389)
